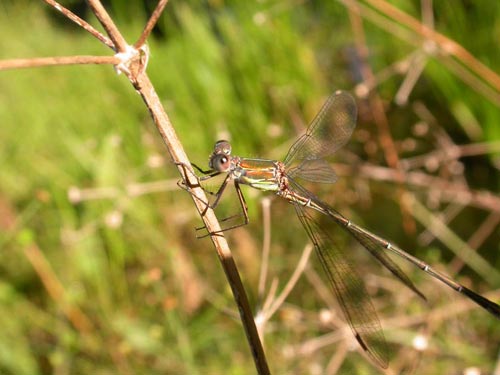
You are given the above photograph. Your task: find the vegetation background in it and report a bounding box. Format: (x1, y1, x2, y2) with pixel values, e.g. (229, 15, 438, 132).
(0, 0, 499, 374)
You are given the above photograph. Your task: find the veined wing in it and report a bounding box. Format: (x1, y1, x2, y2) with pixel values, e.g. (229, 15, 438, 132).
(325, 206, 427, 301)
(284, 90, 356, 183)
(293, 202, 389, 368)
(330, 210, 500, 318)
(288, 159, 338, 184)
(289, 180, 426, 301)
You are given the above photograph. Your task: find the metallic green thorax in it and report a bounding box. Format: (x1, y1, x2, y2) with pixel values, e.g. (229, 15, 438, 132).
(232, 157, 283, 192)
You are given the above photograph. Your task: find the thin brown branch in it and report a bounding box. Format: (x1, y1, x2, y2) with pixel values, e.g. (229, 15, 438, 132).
(263, 244, 314, 321)
(42, 0, 114, 49)
(135, 0, 169, 48)
(326, 341, 349, 375)
(394, 52, 427, 106)
(87, 0, 128, 52)
(132, 73, 270, 375)
(0, 55, 119, 71)
(401, 140, 500, 171)
(354, 51, 417, 95)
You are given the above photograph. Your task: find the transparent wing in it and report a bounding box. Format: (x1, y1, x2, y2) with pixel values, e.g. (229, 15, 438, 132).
(288, 159, 338, 183)
(289, 178, 426, 302)
(340, 219, 426, 301)
(284, 91, 357, 183)
(292, 202, 389, 368)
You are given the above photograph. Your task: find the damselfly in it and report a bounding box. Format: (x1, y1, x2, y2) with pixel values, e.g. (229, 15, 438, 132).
(190, 90, 500, 368)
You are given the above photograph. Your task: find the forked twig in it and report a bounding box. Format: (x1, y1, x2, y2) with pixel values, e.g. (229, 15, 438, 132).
(42, 0, 114, 49)
(256, 244, 314, 343)
(261, 244, 314, 322)
(86, 0, 127, 52)
(135, 0, 170, 48)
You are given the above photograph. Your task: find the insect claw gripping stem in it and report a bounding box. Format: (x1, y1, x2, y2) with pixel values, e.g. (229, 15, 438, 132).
(174, 162, 212, 226)
(175, 161, 246, 237)
(191, 162, 214, 175)
(195, 212, 250, 238)
(174, 162, 201, 189)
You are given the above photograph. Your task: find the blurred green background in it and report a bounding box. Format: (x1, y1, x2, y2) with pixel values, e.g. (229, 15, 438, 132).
(1, 1, 499, 374)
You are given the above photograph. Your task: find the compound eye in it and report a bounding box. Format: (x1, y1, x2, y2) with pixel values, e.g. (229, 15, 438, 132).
(210, 154, 231, 172)
(214, 140, 232, 155)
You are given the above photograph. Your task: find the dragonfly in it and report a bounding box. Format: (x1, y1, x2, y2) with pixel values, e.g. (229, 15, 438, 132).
(190, 90, 500, 368)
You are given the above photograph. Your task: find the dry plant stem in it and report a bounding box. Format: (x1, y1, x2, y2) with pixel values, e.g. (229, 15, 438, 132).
(132, 73, 270, 375)
(401, 141, 500, 170)
(394, 52, 427, 106)
(68, 186, 119, 203)
(126, 179, 180, 197)
(393, 0, 432, 106)
(257, 245, 314, 339)
(295, 328, 347, 356)
(326, 341, 349, 375)
(42, 0, 114, 49)
(87, 0, 128, 51)
(68, 179, 179, 203)
(0, 56, 120, 71)
(135, 0, 169, 48)
(264, 244, 314, 321)
(260, 278, 279, 319)
(355, 54, 408, 93)
(421, 0, 434, 29)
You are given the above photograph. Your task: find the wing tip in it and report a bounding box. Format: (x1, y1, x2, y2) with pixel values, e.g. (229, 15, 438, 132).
(354, 332, 389, 369)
